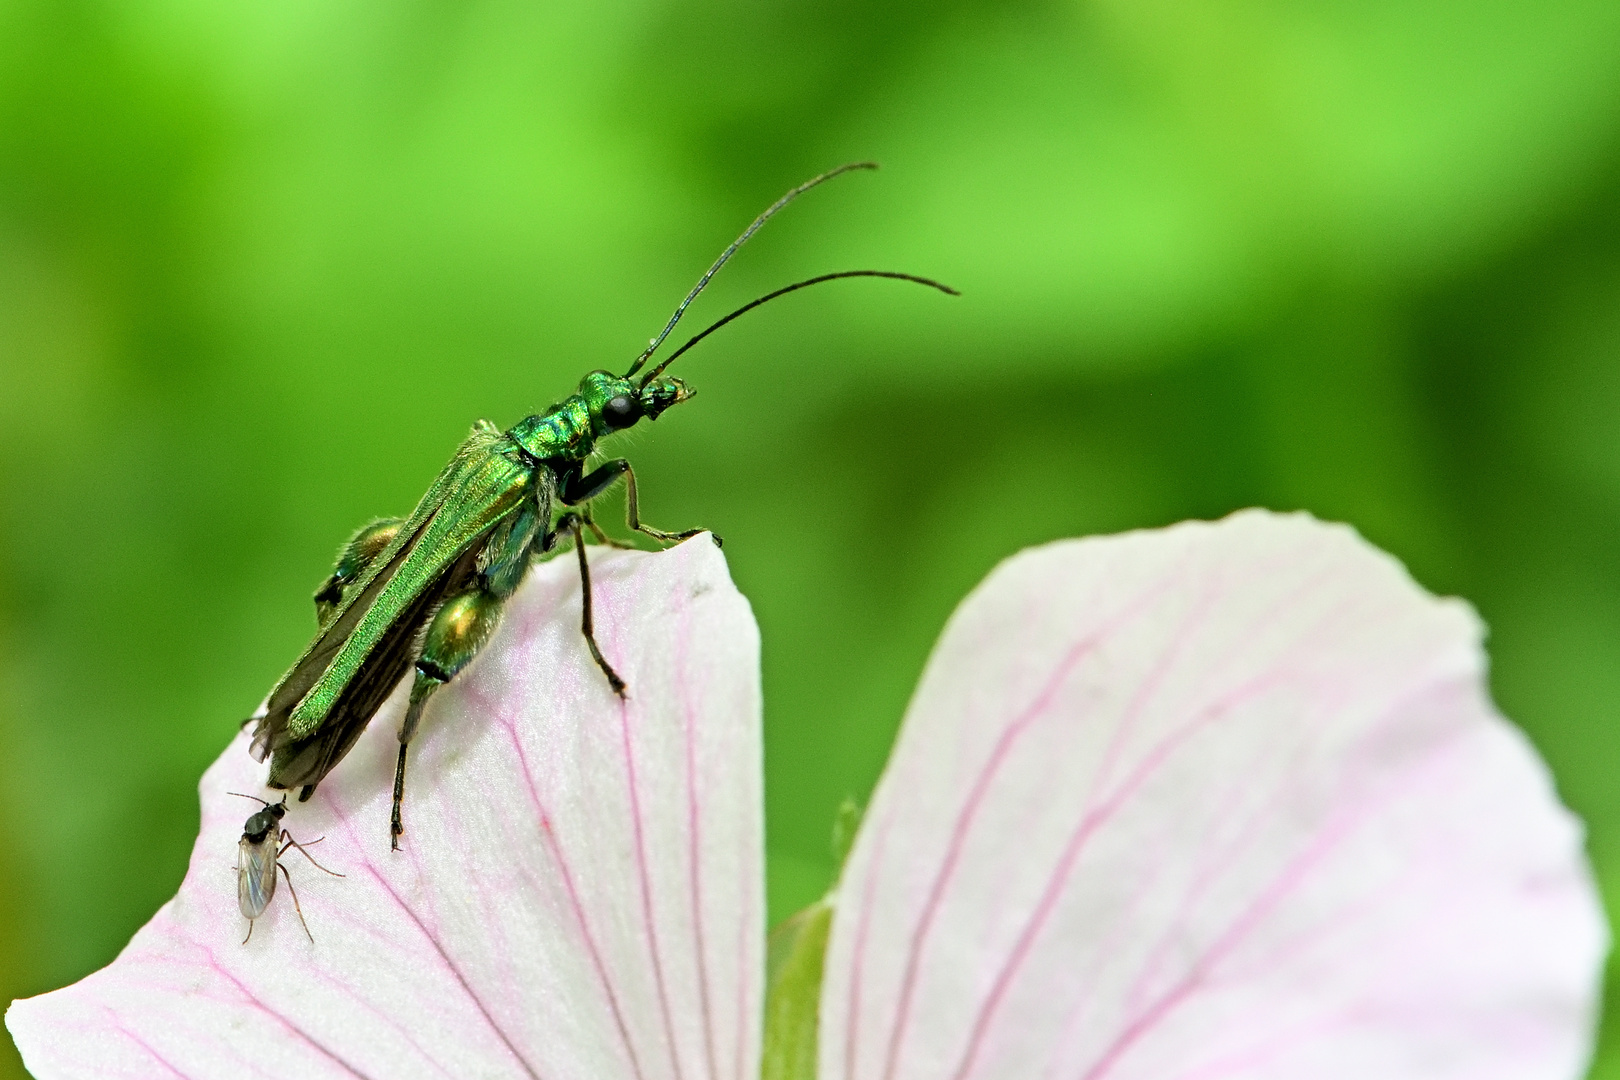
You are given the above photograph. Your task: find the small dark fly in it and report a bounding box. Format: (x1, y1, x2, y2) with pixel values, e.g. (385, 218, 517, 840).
(230, 792, 344, 944)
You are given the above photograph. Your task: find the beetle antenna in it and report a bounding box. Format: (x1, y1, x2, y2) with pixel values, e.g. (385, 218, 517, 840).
(636, 270, 958, 386)
(624, 162, 879, 380)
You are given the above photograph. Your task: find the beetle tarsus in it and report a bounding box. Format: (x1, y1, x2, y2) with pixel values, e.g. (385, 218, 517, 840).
(391, 742, 409, 850)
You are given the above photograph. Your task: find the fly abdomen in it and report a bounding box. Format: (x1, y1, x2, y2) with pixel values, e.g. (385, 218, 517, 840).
(237, 832, 279, 921)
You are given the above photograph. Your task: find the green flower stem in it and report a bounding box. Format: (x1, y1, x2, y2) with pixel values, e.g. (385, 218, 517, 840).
(762, 898, 833, 1080)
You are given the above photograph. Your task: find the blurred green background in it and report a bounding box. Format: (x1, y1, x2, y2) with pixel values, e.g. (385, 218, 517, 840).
(3, 0, 1620, 1074)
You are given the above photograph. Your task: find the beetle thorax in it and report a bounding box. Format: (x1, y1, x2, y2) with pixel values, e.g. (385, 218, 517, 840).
(507, 371, 649, 461)
(507, 398, 597, 462)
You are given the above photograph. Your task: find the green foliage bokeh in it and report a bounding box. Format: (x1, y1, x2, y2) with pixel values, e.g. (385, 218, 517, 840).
(4, 0, 1620, 1075)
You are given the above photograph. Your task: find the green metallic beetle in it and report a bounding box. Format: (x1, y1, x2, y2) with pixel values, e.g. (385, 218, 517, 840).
(247, 163, 955, 848)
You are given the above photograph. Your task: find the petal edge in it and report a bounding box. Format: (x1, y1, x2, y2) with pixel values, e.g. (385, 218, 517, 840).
(821, 510, 1605, 1080)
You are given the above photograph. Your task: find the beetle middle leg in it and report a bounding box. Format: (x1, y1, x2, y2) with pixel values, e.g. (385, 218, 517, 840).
(555, 512, 627, 697)
(550, 459, 708, 701)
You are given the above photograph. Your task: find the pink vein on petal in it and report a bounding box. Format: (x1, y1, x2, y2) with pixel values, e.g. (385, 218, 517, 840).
(950, 661, 1280, 1080)
(303, 965, 461, 1080)
(1080, 587, 1217, 822)
(1113, 650, 1434, 1025)
(503, 722, 649, 1080)
(621, 690, 688, 1080)
(1076, 723, 1467, 1080)
(322, 784, 539, 1080)
(942, 554, 1347, 1080)
(196, 945, 375, 1080)
(1055, 562, 1368, 1045)
(871, 560, 1188, 1080)
(244, 885, 461, 1080)
(1075, 817, 1356, 1080)
(1099, 604, 1362, 1024)
(1119, 762, 1265, 1018)
(108, 1013, 191, 1080)
(674, 598, 721, 1080)
(1068, 676, 1463, 1079)
(1163, 1013, 1349, 1080)
(360, 865, 543, 1080)
(735, 718, 760, 1080)
(874, 629, 1112, 1080)
(843, 802, 895, 1080)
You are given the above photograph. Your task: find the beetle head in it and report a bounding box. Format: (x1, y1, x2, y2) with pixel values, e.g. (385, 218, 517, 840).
(579, 370, 694, 437)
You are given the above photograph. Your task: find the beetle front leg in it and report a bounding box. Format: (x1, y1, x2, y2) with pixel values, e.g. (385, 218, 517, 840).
(582, 507, 633, 550)
(562, 459, 715, 546)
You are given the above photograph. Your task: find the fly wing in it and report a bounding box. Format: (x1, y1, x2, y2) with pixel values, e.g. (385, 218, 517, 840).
(237, 836, 278, 919)
(250, 422, 534, 765)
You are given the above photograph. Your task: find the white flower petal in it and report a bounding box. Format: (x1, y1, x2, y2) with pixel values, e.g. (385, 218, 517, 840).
(8, 538, 763, 1080)
(820, 510, 1605, 1080)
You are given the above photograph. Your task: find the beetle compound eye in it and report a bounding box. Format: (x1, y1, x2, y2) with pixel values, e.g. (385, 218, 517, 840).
(603, 394, 639, 429)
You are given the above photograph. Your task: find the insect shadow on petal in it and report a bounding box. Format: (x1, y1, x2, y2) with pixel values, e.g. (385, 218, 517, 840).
(246, 162, 959, 849)
(231, 792, 345, 945)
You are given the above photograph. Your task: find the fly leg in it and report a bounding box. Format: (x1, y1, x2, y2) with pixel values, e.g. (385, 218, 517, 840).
(279, 832, 344, 877)
(561, 459, 717, 547)
(277, 863, 315, 944)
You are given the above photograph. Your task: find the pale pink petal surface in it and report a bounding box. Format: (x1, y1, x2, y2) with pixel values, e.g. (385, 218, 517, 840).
(8, 538, 763, 1080)
(822, 510, 1605, 1080)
